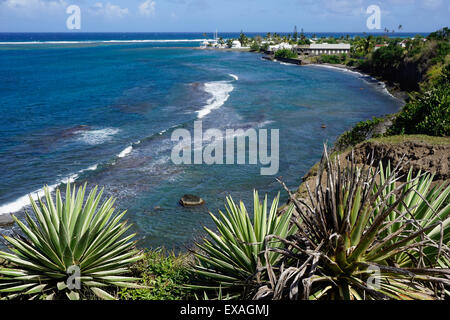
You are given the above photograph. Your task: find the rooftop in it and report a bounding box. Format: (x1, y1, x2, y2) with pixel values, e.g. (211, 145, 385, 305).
(309, 43, 351, 49)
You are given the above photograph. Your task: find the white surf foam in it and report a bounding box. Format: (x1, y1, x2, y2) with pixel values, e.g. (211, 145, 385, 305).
(307, 64, 366, 77)
(0, 163, 99, 215)
(77, 128, 120, 145)
(79, 164, 99, 173)
(197, 81, 234, 119)
(229, 74, 239, 81)
(0, 175, 77, 215)
(258, 120, 275, 128)
(0, 187, 53, 215)
(278, 61, 296, 66)
(0, 39, 212, 45)
(117, 146, 133, 158)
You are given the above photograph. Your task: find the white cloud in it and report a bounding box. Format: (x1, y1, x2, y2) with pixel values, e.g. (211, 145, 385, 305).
(295, 0, 366, 17)
(324, 0, 364, 16)
(139, 0, 156, 17)
(89, 2, 129, 19)
(421, 0, 443, 9)
(1, 0, 67, 15)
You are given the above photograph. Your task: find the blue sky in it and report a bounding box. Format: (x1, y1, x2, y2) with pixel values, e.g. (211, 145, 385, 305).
(0, 0, 448, 32)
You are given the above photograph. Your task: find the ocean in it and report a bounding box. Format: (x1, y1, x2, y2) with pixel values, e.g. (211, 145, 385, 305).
(0, 32, 404, 250)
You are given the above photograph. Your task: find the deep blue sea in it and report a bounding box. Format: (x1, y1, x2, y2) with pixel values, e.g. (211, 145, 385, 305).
(0, 33, 405, 250)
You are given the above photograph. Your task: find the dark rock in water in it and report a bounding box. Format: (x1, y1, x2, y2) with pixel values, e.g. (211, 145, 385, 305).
(0, 213, 14, 227)
(180, 194, 205, 207)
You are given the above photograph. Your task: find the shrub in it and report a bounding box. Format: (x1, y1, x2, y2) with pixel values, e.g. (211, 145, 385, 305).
(119, 249, 192, 300)
(389, 65, 450, 137)
(250, 42, 260, 52)
(0, 183, 143, 300)
(428, 27, 450, 41)
(239, 31, 248, 47)
(319, 54, 341, 64)
(369, 44, 405, 77)
(274, 49, 297, 59)
(260, 43, 269, 52)
(191, 191, 296, 299)
(334, 116, 386, 151)
(254, 146, 450, 300)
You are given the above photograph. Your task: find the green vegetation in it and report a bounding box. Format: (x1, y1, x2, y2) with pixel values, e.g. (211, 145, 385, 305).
(250, 42, 260, 52)
(318, 54, 347, 64)
(334, 116, 386, 151)
(0, 27, 448, 301)
(356, 28, 449, 91)
(428, 27, 450, 41)
(260, 42, 269, 52)
(364, 44, 405, 78)
(388, 65, 449, 136)
(368, 134, 450, 145)
(238, 30, 249, 47)
(334, 27, 449, 151)
(253, 147, 450, 300)
(0, 183, 143, 300)
(119, 249, 192, 300)
(190, 191, 296, 299)
(274, 49, 297, 59)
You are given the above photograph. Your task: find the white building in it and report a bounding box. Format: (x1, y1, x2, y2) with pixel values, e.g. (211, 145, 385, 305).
(232, 40, 241, 48)
(300, 43, 351, 56)
(268, 42, 293, 52)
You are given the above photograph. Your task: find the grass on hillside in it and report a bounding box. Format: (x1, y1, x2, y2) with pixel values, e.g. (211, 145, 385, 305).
(298, 134, 450, 194)
(368, 134, 450, 145)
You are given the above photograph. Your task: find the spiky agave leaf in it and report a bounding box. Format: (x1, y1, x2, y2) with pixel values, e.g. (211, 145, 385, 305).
(372, 162, 450, 267)
(256, 145, 450, 300)
(0, 183, 144, 300)
(190, 191, 297, 298)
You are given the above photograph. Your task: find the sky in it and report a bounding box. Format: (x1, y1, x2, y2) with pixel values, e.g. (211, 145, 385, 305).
(0, 0, 448, 32)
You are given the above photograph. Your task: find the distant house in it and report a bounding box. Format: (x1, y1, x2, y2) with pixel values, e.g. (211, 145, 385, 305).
(374, 43, 389, 51)
(232, 40, 241, 48)
(298, 43, 351, 56)
(398, 38, 427, 49)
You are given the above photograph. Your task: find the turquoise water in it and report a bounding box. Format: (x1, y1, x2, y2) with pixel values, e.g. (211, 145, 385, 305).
(0, 35, 403, 250)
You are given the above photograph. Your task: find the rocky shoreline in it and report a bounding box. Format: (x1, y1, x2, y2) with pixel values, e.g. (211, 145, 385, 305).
(304, 62, 409, 102)
(257, 49, 409, 102)
(0, 213, 13, 227)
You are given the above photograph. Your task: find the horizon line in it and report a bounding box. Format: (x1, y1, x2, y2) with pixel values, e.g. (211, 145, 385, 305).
(0, 31, 432, 34)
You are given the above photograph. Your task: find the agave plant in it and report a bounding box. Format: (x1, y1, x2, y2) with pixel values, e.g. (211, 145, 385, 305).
(191, 191, 296, 298)
(374, 162, 450, 268)
(255, 146, 450, 300)
(0, 183, 143, 300)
